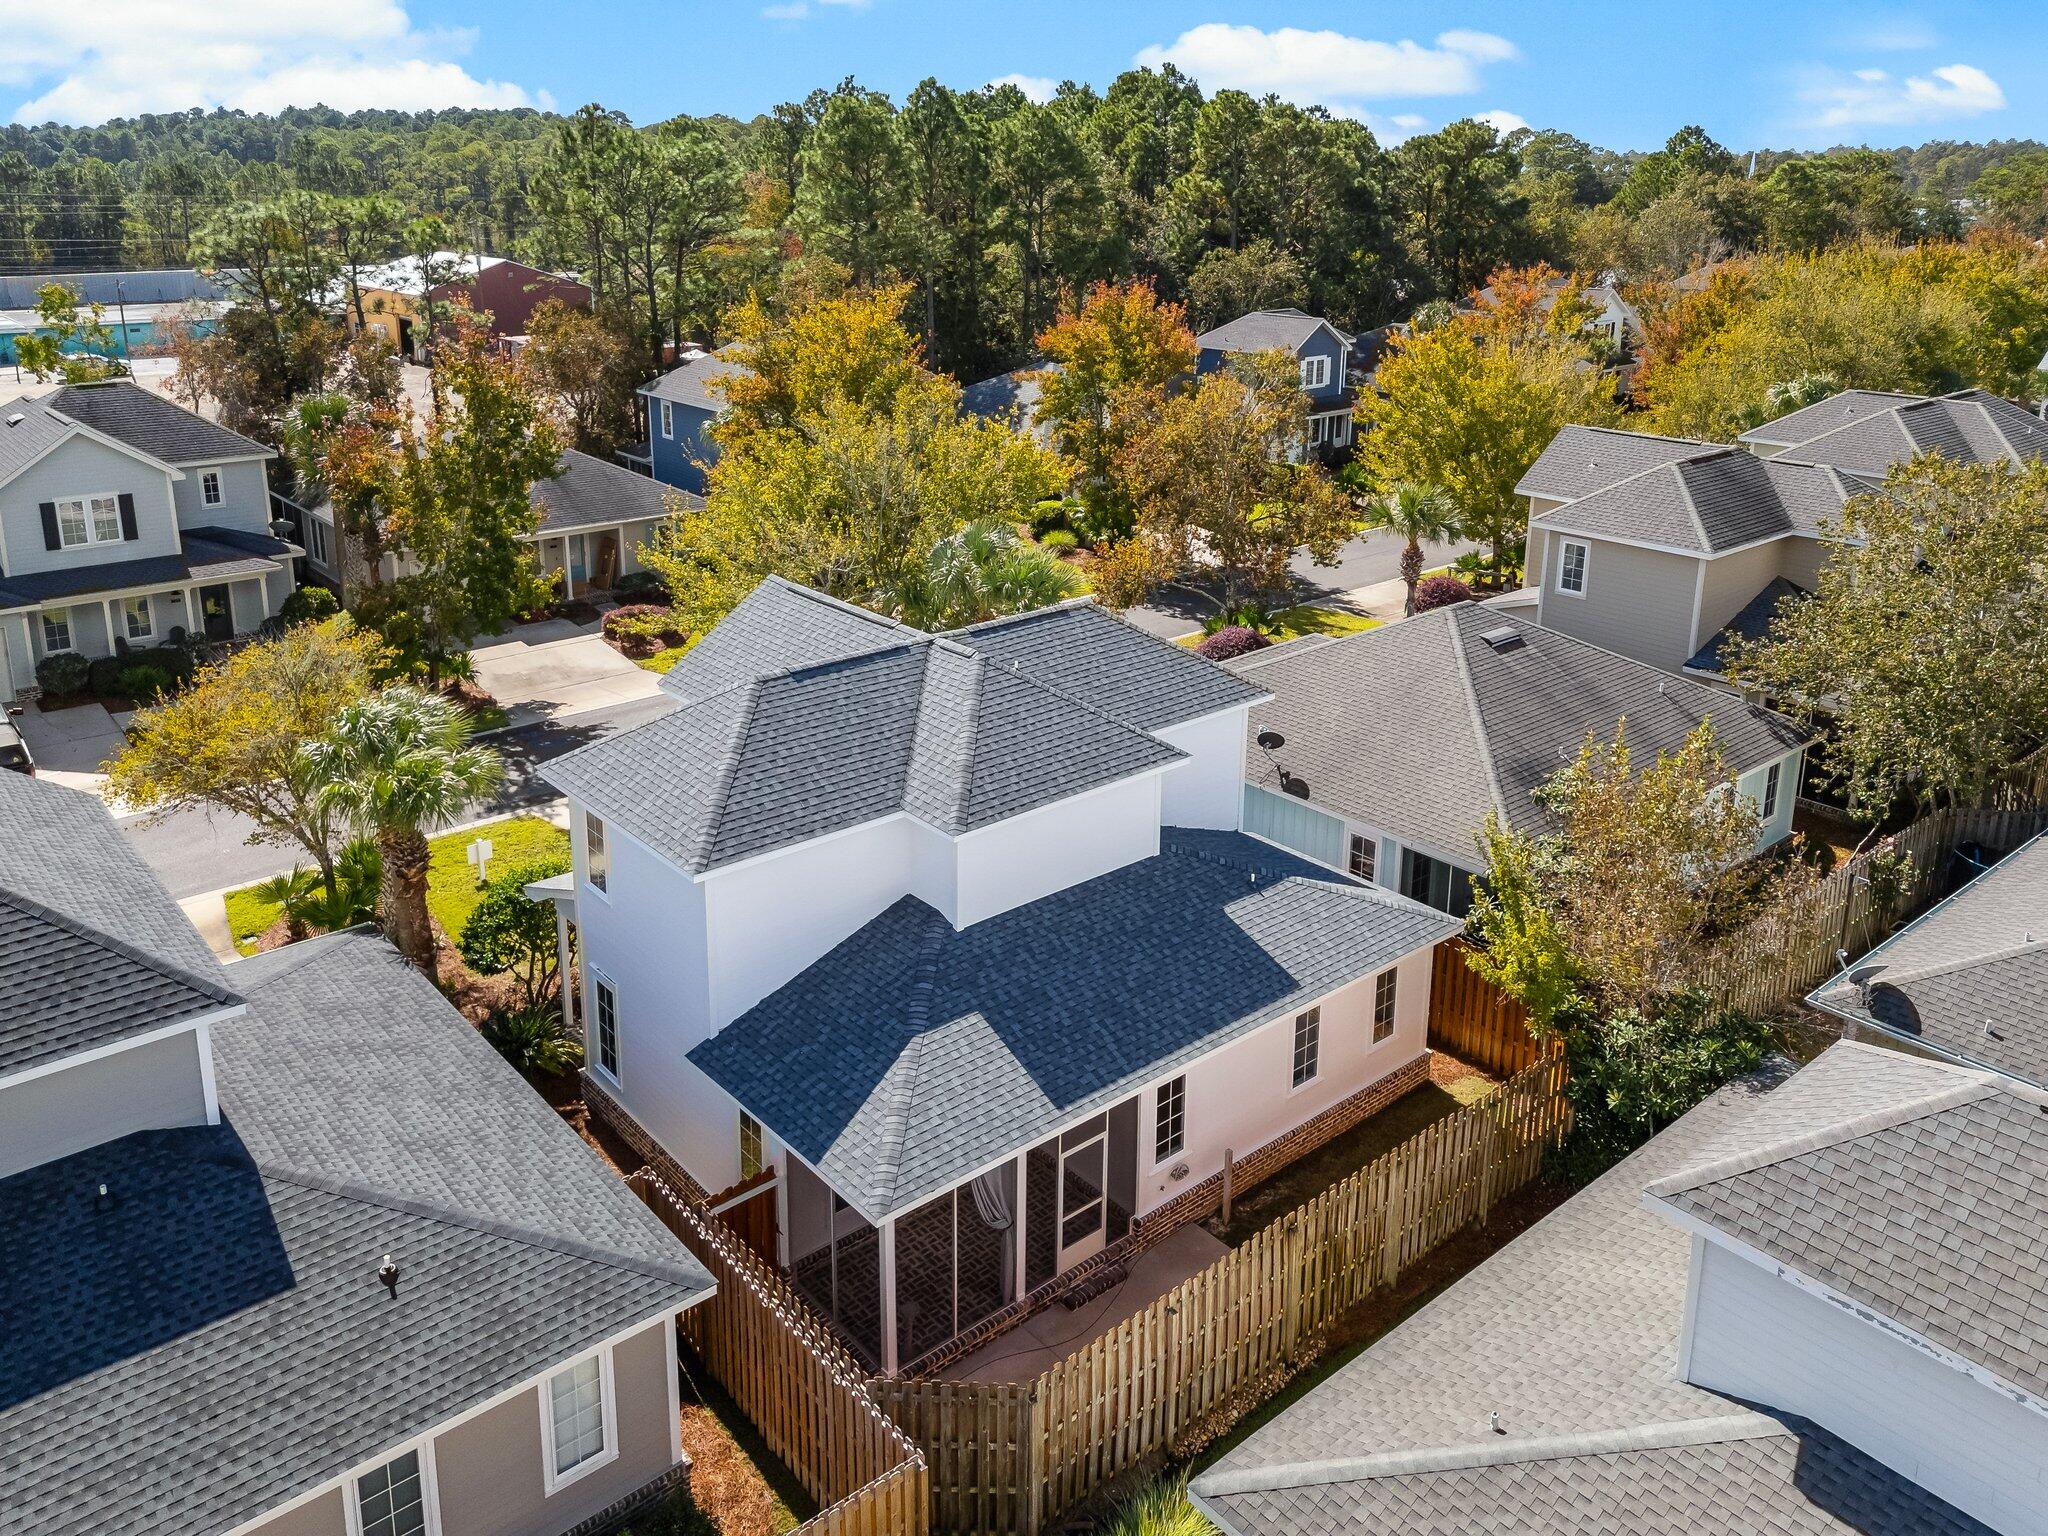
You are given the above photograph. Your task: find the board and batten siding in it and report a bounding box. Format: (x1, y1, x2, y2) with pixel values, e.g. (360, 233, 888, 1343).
(1684, 1238, 2048, 1536)
(1534, 536, 1703, 673)
(1243, 782, 1347, 869)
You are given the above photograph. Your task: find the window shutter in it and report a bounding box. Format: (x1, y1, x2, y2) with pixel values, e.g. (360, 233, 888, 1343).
(117, 493, 138, 541)
(39, 501, 58, 550)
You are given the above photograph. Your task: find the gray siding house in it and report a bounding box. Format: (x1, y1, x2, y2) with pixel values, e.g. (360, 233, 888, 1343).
(0, 770, 714, 1536)
(1227, 604, 1809, 915)
(0, 380, 296, 702)
(1196, 308, 1355, 454)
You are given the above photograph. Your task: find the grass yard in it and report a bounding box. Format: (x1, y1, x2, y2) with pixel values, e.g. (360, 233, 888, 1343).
(1174, 605, 1381, 650)
(223, 814, 569, 955)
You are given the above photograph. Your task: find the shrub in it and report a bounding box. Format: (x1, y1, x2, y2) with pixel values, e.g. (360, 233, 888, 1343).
(35, 651, 90, 697)
(1028, 499, 1073, 538)
(601, 603, 685, 657)
(1100, 1476, 1215, 1536)
(279, 585, 340, 627)
(1195, 625, 1270, 661)
(480, 1003, 582, 1081)
(143, 645, 198, 685)
(614, 1487, 717, 1536)
(1410, 574, 1474, 612)
(87, 655, 126, 696)
(1038, 528, 1078, 553)
(458, 856, 571, 1008)
(117, 663, 175, 702)
(610, 569, 668, 603)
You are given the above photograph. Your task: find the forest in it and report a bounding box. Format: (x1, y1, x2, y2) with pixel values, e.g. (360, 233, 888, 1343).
(3, 79, 2047, 385)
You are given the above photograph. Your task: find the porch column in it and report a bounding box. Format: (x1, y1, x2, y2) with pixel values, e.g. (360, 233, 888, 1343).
(102, 597, 118, 654)
(1011, 1151, 1029, 1304)
(560, 539, 575, 601)
(553, 906, 575, 1029)
(878, 1216, 899, 1376)
(182, 586, 198, 640)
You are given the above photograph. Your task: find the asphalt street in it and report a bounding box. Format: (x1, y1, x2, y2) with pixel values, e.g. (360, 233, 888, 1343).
(121, 692, 675, 898)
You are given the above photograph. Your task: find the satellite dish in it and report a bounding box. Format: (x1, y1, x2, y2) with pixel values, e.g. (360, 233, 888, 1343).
(1280, 772, 1311, 800)
(1256, 730, 1285, 751)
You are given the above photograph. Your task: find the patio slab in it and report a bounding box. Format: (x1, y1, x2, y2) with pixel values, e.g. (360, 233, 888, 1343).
(468, 628, 663, 721)
(940, 1222, 1230, 1384)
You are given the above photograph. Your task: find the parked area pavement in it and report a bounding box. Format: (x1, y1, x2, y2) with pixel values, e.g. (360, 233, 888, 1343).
(14, 700, 132, 794)
(939, 1223, 1231, 1385)
(469, 620, 665, 725)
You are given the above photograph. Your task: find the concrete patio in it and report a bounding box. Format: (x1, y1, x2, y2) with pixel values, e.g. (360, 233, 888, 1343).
(939, 1223, 1230, 1384)
(468, 620, 664, 725)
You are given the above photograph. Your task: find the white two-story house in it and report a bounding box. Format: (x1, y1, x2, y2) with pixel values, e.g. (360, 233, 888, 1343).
(0, 380, 298, 702)
(537, 578, 1463, 1376)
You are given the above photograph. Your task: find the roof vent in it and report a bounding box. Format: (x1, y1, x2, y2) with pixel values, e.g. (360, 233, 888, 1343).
(378, 1255, 401, 1299)
(1478, 625, 1525, 654)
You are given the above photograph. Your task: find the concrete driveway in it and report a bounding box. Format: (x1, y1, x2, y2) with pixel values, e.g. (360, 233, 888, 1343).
(469, 622, 664, 724)
(17, 701, 132, 793)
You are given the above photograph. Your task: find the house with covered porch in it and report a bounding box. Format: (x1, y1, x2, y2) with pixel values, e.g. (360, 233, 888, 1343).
(537, 577, 1461, 1375)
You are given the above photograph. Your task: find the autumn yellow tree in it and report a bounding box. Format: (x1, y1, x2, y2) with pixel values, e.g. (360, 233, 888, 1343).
(711, 282, 926, 445)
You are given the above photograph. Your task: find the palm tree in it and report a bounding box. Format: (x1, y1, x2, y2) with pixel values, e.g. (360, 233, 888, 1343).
(893, 519, 1083, 629)
(304, 687, 503, 975)
(1373, 482, 1460, 615)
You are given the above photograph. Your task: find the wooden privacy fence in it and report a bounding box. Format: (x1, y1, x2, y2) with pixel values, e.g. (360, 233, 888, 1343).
(628, 1170, 930, 1536)
(1697, 802, 2047, 1020)
(1427, 937, 1543, 1075)
(883, 1052, 1571, 1534)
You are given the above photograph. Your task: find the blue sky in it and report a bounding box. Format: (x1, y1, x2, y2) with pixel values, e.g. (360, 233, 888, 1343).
(4, 2, 2041, 150)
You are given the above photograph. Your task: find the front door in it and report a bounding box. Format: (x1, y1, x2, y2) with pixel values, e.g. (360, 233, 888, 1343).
(1056, 1130, 1108, 1272)
(198, 585, 233, 642)
(567, 533, 589, 584)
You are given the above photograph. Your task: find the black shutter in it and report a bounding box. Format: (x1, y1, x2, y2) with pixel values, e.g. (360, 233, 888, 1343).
(38, 501, 58, 550)
(117, 492, 138, 541)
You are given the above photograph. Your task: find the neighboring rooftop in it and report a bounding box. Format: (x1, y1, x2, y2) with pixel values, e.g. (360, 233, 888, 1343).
(0, 267, 231, 310)
(44, 378, 271, 465)
(642, 347, 749, 412)
(1685, 575, 1809, 676)
(691, 827, 1459, 1221)
(1532, 449, 1872, 554)
(0, 525, 293, 610)
(1227, 605, 1807, 866)
(1769, 388, 2048, 477)
(1196, 307, 1345, 355)
(1737, 388, 1922, 447)
(1810, 831, 2048, 1084)
(959, 362, 1052, 431)
(0, 930, 713, 1536)
(1515, 423, 1716, 504)
(1195, 1042, 1988, 1535)
(530, 446, 699, 534)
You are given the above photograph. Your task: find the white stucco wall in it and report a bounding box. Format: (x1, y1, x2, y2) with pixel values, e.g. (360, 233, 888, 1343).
(0, 1026, 213, 1179)
(1683, 1237, 2048, 1536)
(1156, 706, 1250, 832)
(1132, 945, 1433, 1218)
(952, 770, 1163, 928)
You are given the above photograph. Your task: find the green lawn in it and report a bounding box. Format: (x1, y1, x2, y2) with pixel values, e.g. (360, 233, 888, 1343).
(1174, 605, 1381, 649)
(224, 814, 569, 955)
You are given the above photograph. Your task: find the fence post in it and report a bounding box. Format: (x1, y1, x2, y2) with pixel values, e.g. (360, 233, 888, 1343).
(1221, 1148, 1235, 1227)
(1024, 1382, 1046, 1536)
(1378, 1158, 1405, 1288)
(1279, 1214, 1304, 1362)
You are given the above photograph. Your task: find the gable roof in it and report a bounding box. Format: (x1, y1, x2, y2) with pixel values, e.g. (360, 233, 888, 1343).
(641, 349, 748, 412)
(1515, 423, 1717, 504)
(1739, 388, 1921, 447)
(690, 828, 1458, 1222)
(530, 447, 698, 534)
(1644, 1057, 2048, 1406)
(1770, 389, 2048, 477)
(1228, 605, 1808, 868)
(1195, 1042, 1986, 1535)
(1809, 831, 2048, 1084)
(960, 363, 1051, 427)
(45, 379, 271, 465)
(1531, 447, 1873, 555)
(1197, 308, 1346, 356)
(0, 930, 712, 1536)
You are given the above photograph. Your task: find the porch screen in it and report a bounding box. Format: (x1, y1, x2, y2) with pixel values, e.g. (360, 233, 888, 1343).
(894, 1161, 1017, 1366)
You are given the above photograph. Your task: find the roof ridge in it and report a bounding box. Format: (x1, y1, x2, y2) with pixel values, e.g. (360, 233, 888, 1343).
(0, 881, 241, 1010)
(1443, 608, 1512, 824)
(1969, 395, 2024, 463)
(907, 643, 981, 830)
(1868, 935, 2045, 990)
(1640, 1076, 2004, 1202)
(253, 1161, 707, 1290)
(1534, 438, 1729, 519)
(870, 908, 951, 1209)
(1191, 1413, 1790, 1497)
(758, 575, 918, 636)
(696, 678, 766, 869)
(1667, 457, 1715, 548)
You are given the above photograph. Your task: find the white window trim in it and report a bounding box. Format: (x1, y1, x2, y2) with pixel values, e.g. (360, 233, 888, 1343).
(1555, 538, 1590, 599)
(590, 970, 620, 1087)
(1289, 1006, 1322, 1092)
(1372, 967, 1398, 1044)
(1152, 1074, 1186, 1165)
(739, 1109, 764, 1180)
(1761, 760, 1783, 822)
(39, 607, 74, 653)
(538, 1342, 621, 1496)
(1299, 354, 1331, 390)
(343, 1436, 442, 1536)
(659, 399, 675, 439)
(583, 811, 611, 901)
(200, 467, 224, 506)
(123, 594, 154, 642)
(57, 490, 125, 549)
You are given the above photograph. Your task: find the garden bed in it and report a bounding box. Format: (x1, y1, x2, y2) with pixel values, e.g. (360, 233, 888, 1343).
(1172, 604, 1380, 651)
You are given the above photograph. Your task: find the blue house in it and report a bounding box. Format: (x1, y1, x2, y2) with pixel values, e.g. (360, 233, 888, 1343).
(1195, 308, 1355, 455)
(626, 347, 747, 493)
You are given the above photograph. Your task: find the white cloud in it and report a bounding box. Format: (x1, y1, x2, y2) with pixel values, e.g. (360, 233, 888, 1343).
(4, 1, 544, 124)
(1474, 109, 1528, 135)
(988, 73, 1058, 105)
(1132, 24, 1518, 114)
(761, 2, 810, 18)
(1800, 62, 2005, 128)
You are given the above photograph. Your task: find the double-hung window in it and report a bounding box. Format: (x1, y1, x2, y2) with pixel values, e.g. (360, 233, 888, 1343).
(123, 595, 153, 642)
(542, 1350, 616, 1492)
(1761, 761, 1782, 822)
(738, 1110, 764, 1179)
(40, 609, 72, 654)
(352, 1446, 433, 1536)
(200, 468, 223, 506)
(57, 494, 122, 548)
(1154, 1076, 1186, 1161)
(1348, 832, 1376, 882)
(584, 811, 609, 894)
(1291, 1007, 1321, 1088)
(593, 975, 618, 1080)
(1373, 969, 1398, 1043)
(1300, 354, 1331, 390)
(1556, 539, 1589, 597)
(660, 399, 675, 439)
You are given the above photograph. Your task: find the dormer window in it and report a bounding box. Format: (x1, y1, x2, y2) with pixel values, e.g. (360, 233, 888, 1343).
(1300, 354, 1331, 391)
(200, 469, 223, 506)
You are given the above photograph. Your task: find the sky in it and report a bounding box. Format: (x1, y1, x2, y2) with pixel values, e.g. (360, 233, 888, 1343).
(2, 1, 2042, 151)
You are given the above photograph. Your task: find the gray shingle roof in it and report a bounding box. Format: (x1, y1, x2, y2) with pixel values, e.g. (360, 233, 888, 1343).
(1514, 424, 1715, 503)
(1810, 832, 2048, 1084)
(690, 828, 1458, 1221)
(0, 527, 288, 607)
(1228, 606, 1808, 866)
(1196, 308, 1344, 355)
(530, 447, 698, 534)
(1773, 389, 2048, 477)
(0, 929, 712, 1536)
(1197, 1042, 1982, 1534)
(657, 576, 911, 705)
(1739, 388, 1921, 446)
(959, 363, 1052, 434)
(46, 378, 271, 464)
(1531, 450, 1869, 553)
(1645, 1062, 2048, 1403)
(640, 350, 747, 412)
(0, 401, 82, 487)
(1685, 575, 1810, 675)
